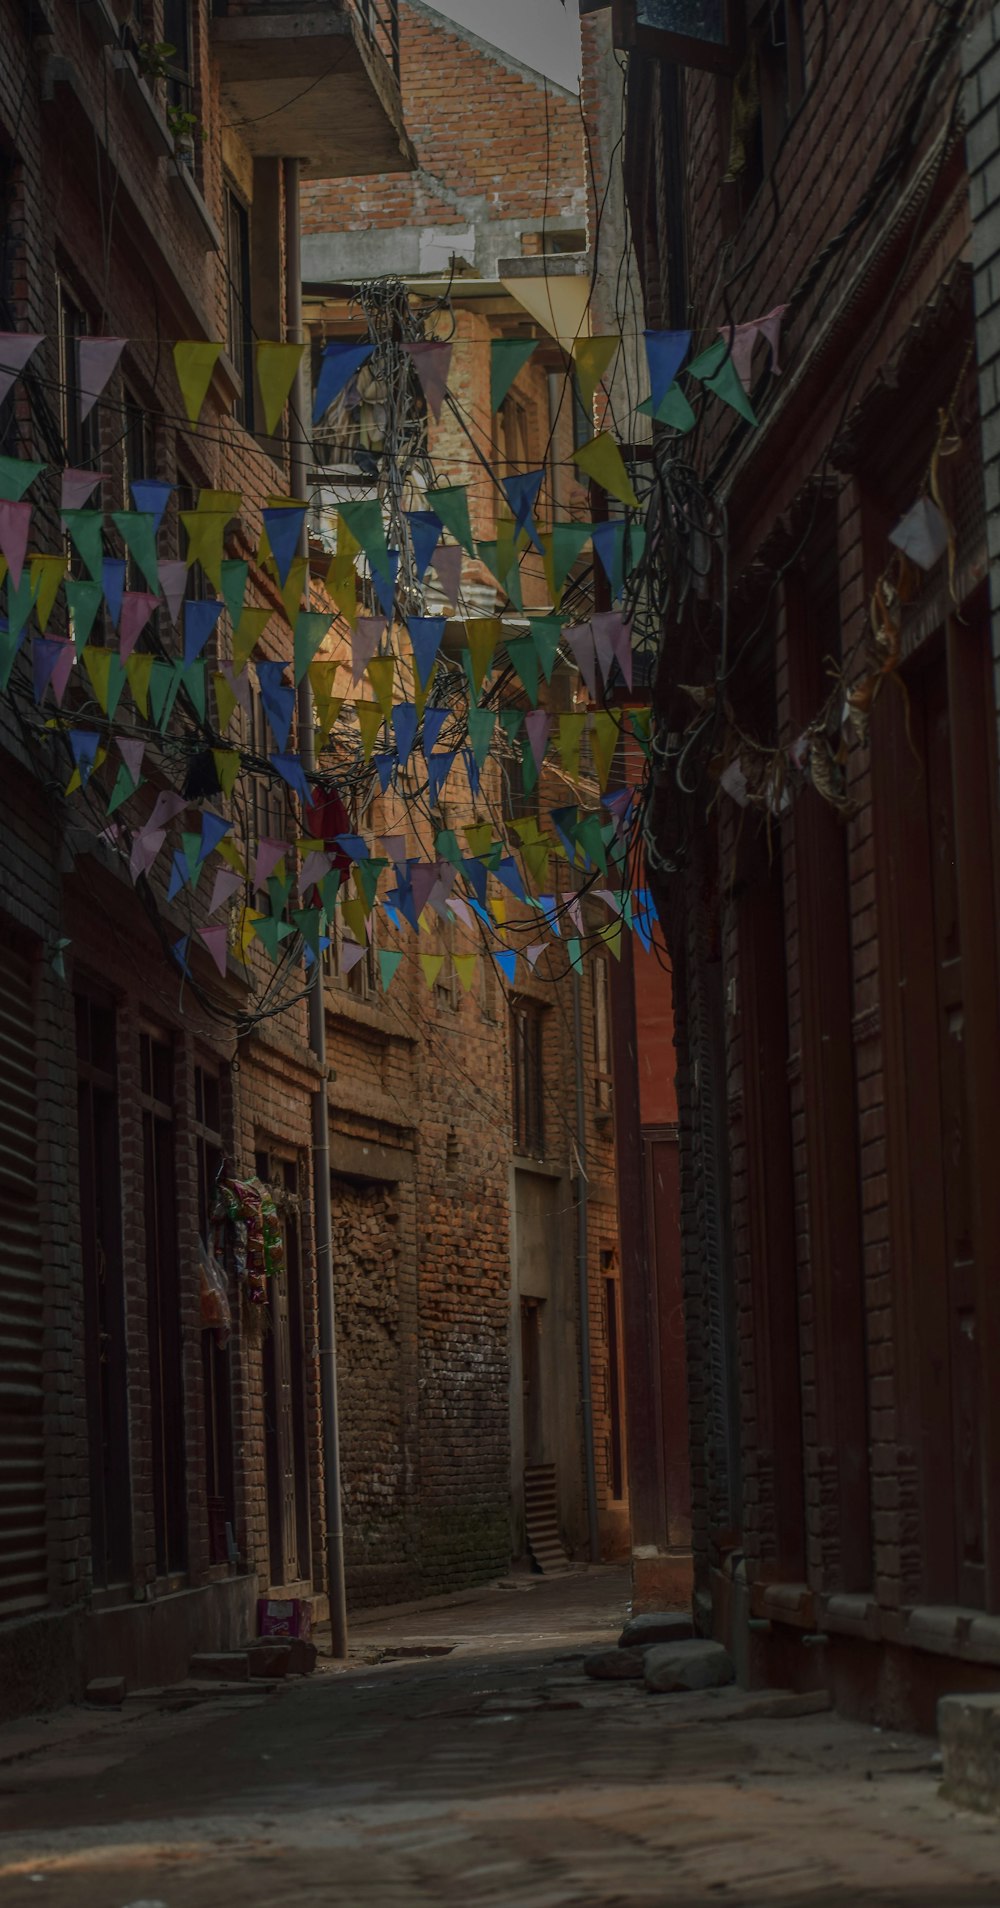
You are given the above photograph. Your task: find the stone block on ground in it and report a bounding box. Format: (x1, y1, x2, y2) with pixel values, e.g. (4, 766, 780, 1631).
(939, 1692, 1000, 1813)
(644, 1639, 735, 1694)
(584, 1648, 646, 1681)
(188, 1652, 250, 1682)
(286, 1638, 318, 1675)
(85, 1676, 126, 1707)
(247, 1642, 291, 1679)
(619, 1612, 694, 1650)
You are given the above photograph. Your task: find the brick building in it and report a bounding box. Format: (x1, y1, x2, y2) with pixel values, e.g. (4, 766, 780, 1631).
(603, 0, 1000, 1727)
(0, 0, 408, 1715)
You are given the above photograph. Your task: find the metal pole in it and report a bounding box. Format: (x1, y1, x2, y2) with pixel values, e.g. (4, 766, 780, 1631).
(285, 158, 348, 1659)
(573, 967, 600, 1563)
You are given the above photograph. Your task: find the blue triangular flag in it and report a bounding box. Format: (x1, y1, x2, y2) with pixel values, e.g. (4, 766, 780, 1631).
(495, 950, 518, 985)
(256, 659, 295, 752)
(408, 616, 446, 689)
(592, 520, 625, 603)
(550, 804, 580, 863)
(464, 748, 480, 800)
(68, 729, 100, 786)
(102, 558, 125, 629)
(200, 811, 231, 860)
(427, 750, 456, 807)
(643, 329, 691, 408)
(270, 752, 311, 805)
(333, 833, 369, 862)
(373, 752, 395, 793)
(167, 849, 191, 902)
(502, 469, 545, 554)
(423, 707, 449, 756)
(184, 598, 222, 665)
(392, 702, 418, 767)
(462, 856, 488, 905)
(536, 894, 561, 937)
(262, 506, 306, 587)
(495, 856, 528, 903)
(131, 479, 173, 534)
(406, 510, 442, 580)
(313, 340, 375, 422)
(371, 549, 399, 619)
(172, 934, 192, 977)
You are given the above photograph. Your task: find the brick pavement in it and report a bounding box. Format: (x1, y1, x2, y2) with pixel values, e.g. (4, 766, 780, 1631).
(1, 1568, 999, 1906)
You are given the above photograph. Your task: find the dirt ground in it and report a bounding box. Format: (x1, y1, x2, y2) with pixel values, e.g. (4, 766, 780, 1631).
(1, 1566, 999, 1906)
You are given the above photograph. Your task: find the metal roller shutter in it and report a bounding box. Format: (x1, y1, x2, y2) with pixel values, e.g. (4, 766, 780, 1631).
(0, 938, 48, 1615)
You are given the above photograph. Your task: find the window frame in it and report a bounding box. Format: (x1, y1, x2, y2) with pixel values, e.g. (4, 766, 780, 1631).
(511, 996, 546, 1159)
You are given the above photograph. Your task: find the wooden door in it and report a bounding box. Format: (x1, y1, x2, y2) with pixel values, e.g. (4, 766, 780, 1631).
(263, 1196, 311, 1586)
(521, 1298, 544, 1468)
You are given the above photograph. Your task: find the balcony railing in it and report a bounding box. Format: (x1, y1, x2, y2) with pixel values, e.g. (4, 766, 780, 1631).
(348, 0, 400, 84)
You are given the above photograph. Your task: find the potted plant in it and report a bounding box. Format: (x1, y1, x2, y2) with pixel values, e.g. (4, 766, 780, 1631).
(167, 104, 201, 165)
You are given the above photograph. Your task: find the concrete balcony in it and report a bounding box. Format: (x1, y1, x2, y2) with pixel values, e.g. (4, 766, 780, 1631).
(210, 0, 412, 178)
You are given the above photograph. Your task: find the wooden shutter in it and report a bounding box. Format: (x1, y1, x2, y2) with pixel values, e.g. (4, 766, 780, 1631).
(0, 939, 47, 1614)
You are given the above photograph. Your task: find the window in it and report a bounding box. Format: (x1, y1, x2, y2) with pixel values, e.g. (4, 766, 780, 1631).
(612, 0, 744, 72)
(511, 997, 545, 1157)
(592, 955, 613, 1115)
(140, 1028, 187, 1578)
(162, 0, 193, 113)
(57, 280, 96, 470)
(225, 185, 254, 430)
(722, 1, 804, 218)
(250, 691, 288, 841)
(76, 989, 132, 1589)
(194, 1062, 234, 1565)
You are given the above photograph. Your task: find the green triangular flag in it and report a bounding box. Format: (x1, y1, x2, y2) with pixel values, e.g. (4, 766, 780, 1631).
(528, 615, 563, 683)
(0, 456, 45, 502)
(0, 628, 21, 691)
(637, 382, 697, 431)
(7, 570, 38, 640)
(292, 906, 323, 959)
(112, 512, 159, 593)
(150, 658, 182, 730)
(268, 872, 294, 916)
(182, 659, 206, 723)
(435, 828, 463, 870)
(499, 708, 523, 746)
(253, 914, 295, 960)
(182, 830, 206, 891)
(627, 524, 647, 576)
(107, 762, 141, 814)
(62, 510, 104, 581)
(318, 870, 341, 922)
(65, 579, 104, 656)
(427, 485, 476, 558)
(354, 857, 388, 911)
(687, 340, 757, 426)
(467, 705, 497, 770)
(519, 734, 539, 794)
(490, 338, 537, 413)
(379, 949, 403, 992)
(338, 499, 389, 576)
(545, 522, 592, 600)
(220, 558, 249, 630)
(293, 610, 332, 686)
(477, 541, 522, 610)
(505, 636, 538, 706)
(575, 812, 608, 872)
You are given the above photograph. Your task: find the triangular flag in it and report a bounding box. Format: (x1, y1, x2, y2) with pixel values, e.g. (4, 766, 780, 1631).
(61, 468, 101, 512)
(378, 949, 403, 992)
(78, 337, 125, 420)
(280, 554, 309, 625)
(47, 639, 76, 706)
(0, 333, 42, 405)
(309, 658, 342, 733)
(423, 707, 450, 756)
(427, 485, 476, 558)
(257, 659, 295, 752)
(338, 499, 389, 576)
(220, 557, 249, 630)
(687, 339, 757, 425)
(184, 598, 222, 665)
(181, 658, 206, 723)
(491, 337, 536, 412)
(502, 469, 545, 553)
(0, 456, 45, 502)
(256, 340, 305, 436)
(180, 509, 226, 590)
(755, 304, 789, 373)
(293, 610, 332, 686)
(592, 519, 625, 601)
(524, 709, 551, 775)
(495, 950, 518, 986)
(565, 622, 598, 699)
(271, 752, 312, 805)
(370, 549, 399, 620)
(82, 645, 125, 718)
(352, 614, 385, 683)
(30, 554, 68, 631)
(254, 839, 286, 890)
(392, 701, 418, 767)
(367, 655, 395, 717)
(528, 614, 563, 683)
(643, 329, 691, 408)
(157, 559, 188, 625)
(431, 542, 462, 608)
(112, 511, 160, 593)
(572, 434, 639, 509)
(408, 615, 445, 689)
(427, 751, 456, 806)
(312, 339, 374, 422)
(102, 557, 125, 629)
(543, 522, 591, 605)
(0, 499, 31, 588)
(574, 334, 618, 410)
(210, 865, 244, 912)
(173, 341, 222, 424)
(406, 509, 441, 580)
(130, 478, 173, 532)
(467, 705, 496, 770)
(119, 590, 159, 660)
(32, 636, 68, 704)
(465, 618, 500, 693)
(454, 953, 478, 993)
(505, 637, 538, 707)
(590, 710, 621, 790)
(125, 651, 154, 715)
(419, 953, 444, 989)
(356, 700, 383, 761)
(403, 340, 452, 421)
(213, 670, 238, 732)
(524, 945, 546, 972)
(326, 551, 357, 627)
(638, 382, 697, 431)
(117, 736, 145, 785)
(499, 272, 590, 348)
(67, 729, 100, 788)
(61, 509, 104, 581)
(559, 712, 587, 780)
(212, 749, 241, 796)
(233, 606, 271, 671)
(199, 923, 230, 977)
(262, 505, 306, 586)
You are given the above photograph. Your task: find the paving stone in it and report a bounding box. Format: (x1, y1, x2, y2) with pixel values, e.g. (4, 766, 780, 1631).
(618, 1612, 694, 1650)
(644, 1639, 735, 1694)
(939, 1692, 1000, 1813)
(84, 1677, 126, 1707)
(583, 1648, 646, 1681)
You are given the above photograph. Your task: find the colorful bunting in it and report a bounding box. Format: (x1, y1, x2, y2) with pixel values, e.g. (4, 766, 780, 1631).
(427, 484, 476, 558)
(256, 340, 305, 435)
(173, 341, 222, 424)
(572, 433, 639, 509)
(78, 337, 125, 420)
(313, 339, 374, 422)
(403, 340, 452, 421)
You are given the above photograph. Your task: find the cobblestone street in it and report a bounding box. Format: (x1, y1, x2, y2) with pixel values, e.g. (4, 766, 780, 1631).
(1, 1570, 999, 1907)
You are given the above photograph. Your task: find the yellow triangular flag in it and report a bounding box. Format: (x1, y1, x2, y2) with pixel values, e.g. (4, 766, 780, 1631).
(30, 554, 68, 631)
(315, 700, 344, 748)
(213, 671, 238, 732)
(572, 433, 639, 509)
(573, 335, 618, 411)
(67, 744, 106, 795)
(367, 655, 395, 717)
(281, 555, 309, 625)
(590, 711, 621, 791)
(465, 823, 494, 858)
(217, 837, 247, 875)
(355, 699, 383, 761)
(82, 646, 113, 713)
(490, 897, 506, 925)
(465, 617, 500, 693)
(125, 652, 154, 717)
(600, 919, 623, 961)
(181, 510, 227, 590)
(233, 607, 271, 672)
(326, 552, 357, 629)
(173, 341, 222, 424)
(238, 905, 264, 960)
(454, 954, 478, 993)
(197, 489, 242, 516)
(559, 712, 587, 781)
(420, 953, 443, 990)
(342, 897, 369, 940)
(522, 838, 552, 885)
(500, 271, 590, 348)
(255, 341, 305, 436)
(309, 659, 342, 731)
(212, 749, 241, 796)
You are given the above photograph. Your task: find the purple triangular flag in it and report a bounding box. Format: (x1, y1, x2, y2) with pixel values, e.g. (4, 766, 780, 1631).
(524, 945, 546, 972)
(592, 610, 621, 686)
(119, 591, 159, 660)
(352, 614, 385, 683)
(431, 543, 462, 607)
(199, 923, 230, 978)
(403, 341, 452, 422)
(411, 861, 441, 917)
(61, 468, 101, 512)
(117, 736, 146, 784)
(254, 838, 287, 889)
(158, 560, 188, 625)
(0, 499, 31, 588)
(565, 622, 598, 699)
(78, 337, 126, 421)
(210, 866, 244, 912)
(524, 709, 551, 774)
(0, 333, 42, 405)
(608, 610, 633, 689)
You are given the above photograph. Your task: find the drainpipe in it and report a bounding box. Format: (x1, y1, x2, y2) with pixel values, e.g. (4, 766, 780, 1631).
(285, 158, 348, 1660)
(573, 969, 600, 1563)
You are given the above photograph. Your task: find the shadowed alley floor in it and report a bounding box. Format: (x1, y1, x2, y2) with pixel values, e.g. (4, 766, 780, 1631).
(1, 1567, 999, 1906)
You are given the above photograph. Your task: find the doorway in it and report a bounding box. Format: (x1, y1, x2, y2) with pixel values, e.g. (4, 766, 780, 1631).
(262, 1159, 311, 1587)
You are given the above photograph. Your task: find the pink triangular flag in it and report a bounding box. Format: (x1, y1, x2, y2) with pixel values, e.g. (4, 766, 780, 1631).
(219, 660, 252, 716)
(158, 560, 188, 626)
(254, 837, 286, 890)
(0, 499, 31, 588)
(340, 938, 367, 974)
(411, 862, 440, 917)
(199, 923, 230, 978)
(78, 337, 126, 421)
(719, 321, 759, 394)
(210, 866, 244, 913)
(404, 341, 452, 422)
(565, 895, 584, 935)
(609, 612, 633, 690)
(0, 333, 42, 406)
(524, 944, 546, 972)
(147, 790, 187, 831)
(380, 833, 408, 865)
(524, 709, 551, 774)
(299, 849, 331, 892)
(50, 639, 76, 707)
(448, 896, 474, 930)
(119, 591, 160, 661)
(61, 468, 101, 512)
(755, 304, 788, 373)
(352, 615, 385, 683)
(564, 622, 598, 700)
(432, 543, 462, 607)
(591, 611, 621, 686)
(117, 736, 146, 783)
(129, 827, 165, 881)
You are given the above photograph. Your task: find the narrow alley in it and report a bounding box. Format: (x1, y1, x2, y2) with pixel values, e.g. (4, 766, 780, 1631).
(1, 1572, 999, 1907)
